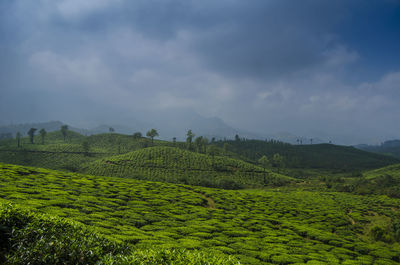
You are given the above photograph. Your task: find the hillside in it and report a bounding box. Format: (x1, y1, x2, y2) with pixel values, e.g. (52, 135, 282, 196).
(80, 146, 293, 189)
(218, 140, 400, 171)
(1, 163, 400, 264)
(324, 164, 400, 198)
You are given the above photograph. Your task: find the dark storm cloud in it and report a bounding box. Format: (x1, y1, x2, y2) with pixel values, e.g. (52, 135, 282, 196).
(0, 0, 399, 143)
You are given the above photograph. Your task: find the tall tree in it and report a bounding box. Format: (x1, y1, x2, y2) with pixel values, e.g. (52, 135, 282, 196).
(109, 127, 115, 133)
(27, 128, 37, 144)
(186, 130, 195, 150)
(258, 155, 270, 184)
(61, 125, 68, 142)
(39, 128, 47, 144)
(146, 129, 159, 145)
(16, 132, 22, 148)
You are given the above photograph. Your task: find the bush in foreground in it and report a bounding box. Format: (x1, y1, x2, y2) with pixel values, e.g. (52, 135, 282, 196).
(0, 203, 238, 265)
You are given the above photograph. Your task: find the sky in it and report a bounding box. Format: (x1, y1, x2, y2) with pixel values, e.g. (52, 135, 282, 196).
(0, 0, 399, 143)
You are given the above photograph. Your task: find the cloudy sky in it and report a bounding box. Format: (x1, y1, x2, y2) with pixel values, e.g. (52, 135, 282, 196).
(1, 0, 399, 143)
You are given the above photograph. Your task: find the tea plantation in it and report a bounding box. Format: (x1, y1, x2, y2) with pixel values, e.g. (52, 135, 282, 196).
(1, 163, 400, 264)
(80, 146, 293, 188)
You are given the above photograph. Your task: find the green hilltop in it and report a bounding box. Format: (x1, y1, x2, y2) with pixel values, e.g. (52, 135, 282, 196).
(80, 146, 293, 189)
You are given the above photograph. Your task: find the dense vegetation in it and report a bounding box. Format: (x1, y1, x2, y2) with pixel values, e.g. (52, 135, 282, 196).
(1, 163, 400, 264)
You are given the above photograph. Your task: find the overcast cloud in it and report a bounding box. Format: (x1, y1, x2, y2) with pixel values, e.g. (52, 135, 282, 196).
(1, 0, 399, 143)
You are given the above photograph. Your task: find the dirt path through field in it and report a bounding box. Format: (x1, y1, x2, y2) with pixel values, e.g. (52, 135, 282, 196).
(200, 193, 217, 209)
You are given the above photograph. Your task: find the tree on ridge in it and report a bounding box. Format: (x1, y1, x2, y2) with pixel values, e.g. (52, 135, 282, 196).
(146, 129, 159, 145)
(39, 128, 47, 144)
(27, 128, 37, 144)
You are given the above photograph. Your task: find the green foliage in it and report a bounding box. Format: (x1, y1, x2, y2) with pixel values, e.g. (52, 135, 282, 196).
(99, 249, 239, 265)
(0, 203, 129, 265)
(0, 203, 236, 265)
(1, 163, 400, 264)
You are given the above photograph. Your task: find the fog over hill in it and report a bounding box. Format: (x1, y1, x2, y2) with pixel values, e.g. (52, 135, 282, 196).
(0, 114, 393, 146)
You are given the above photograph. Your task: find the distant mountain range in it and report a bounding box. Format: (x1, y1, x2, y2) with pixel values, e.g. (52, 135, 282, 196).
(0, 121, 65, 137)
(356, 140, 400, 159)
(0, 116, 396, 148)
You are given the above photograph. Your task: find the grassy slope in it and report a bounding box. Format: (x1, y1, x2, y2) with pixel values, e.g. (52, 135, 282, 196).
(80, 146, 293, 188)
(1, 163, 400, 264)
(218, 140, 400, 171)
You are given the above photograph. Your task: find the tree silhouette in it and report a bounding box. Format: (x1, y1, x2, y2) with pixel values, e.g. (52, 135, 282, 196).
(27, 128, 37, 144)
(146, 129, 159, 145)
(39, 128, 47, 144)
(16, 132, 22, 148)
(109, 127, 115, 133)
(186, 130, 195, 150)
(61, 125, 68, 142)
(235, 134, 240, 141)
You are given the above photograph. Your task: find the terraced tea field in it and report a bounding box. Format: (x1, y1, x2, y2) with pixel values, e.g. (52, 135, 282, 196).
(80, 146, 293, 188)
(1, 163, 399, 264)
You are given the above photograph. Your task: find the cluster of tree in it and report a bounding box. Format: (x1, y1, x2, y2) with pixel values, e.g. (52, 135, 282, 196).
(26, 128, 47, 144)
(19, 125, 70, 147)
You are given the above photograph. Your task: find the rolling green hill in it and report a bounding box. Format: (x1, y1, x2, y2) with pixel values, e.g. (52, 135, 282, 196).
(0, 163, 399, 264)
(218, 140, 400, 171)
(1, 131, 399, 191)
(80, 146, 293, 189)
